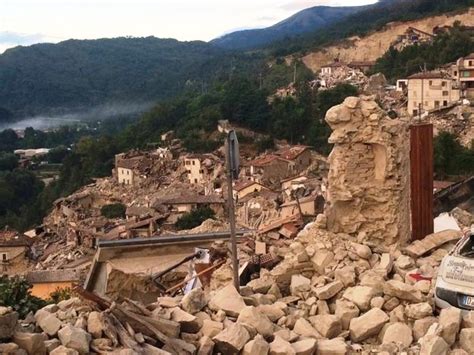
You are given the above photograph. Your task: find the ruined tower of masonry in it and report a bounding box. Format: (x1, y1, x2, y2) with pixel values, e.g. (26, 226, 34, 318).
(323, 96, 410, 247)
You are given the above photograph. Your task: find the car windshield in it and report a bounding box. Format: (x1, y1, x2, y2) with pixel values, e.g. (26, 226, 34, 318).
(459, 234, 474, 257)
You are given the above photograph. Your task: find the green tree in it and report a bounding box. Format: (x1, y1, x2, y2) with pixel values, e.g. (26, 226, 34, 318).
(176, 206, 216, 230)
(101, 203, 126, 219)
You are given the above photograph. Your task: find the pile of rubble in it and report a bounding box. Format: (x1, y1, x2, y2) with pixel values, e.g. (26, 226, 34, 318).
(0, 223, 468, 355)
(319, 67, 368, 90)
(430, 104, 474, 148)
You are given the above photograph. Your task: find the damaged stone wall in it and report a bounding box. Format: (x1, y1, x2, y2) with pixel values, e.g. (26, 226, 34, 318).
(324, 96, 410, 247)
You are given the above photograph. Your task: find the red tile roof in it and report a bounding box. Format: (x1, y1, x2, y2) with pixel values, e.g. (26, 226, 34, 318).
(407, 72, 448, 80)
(233, 180, 267, 192)
(0, 230, 31, 247)
(275, 145, 310, 161)
(249, 155, 287, 167)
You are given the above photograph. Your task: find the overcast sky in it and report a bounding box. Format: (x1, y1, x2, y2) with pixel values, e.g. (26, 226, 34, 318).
(0, 0, 377, 53)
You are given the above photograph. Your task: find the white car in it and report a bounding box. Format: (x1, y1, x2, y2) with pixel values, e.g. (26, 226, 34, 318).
(435, 232, 474, 310)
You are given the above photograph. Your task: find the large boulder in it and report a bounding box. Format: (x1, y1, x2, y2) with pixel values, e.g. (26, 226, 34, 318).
(0, 311, 18, 339)
(405, 303, 432, 320)
(35, 309, 62, 336)
(419, 335, 448, 355)
(381, 322, 413, 347)
(383, 280, 423, 303)
(201, 319, 223, 338)
(342, 286, 377, 311)
(57, 325, 91, 355)
(208, 284, 246, 317)
(310, 315, 341, 339)
(459, 328, 474, 354)
(439, 307, 461, 346)
(50, 346, 79, 355)
(349, 308, 389, 342)
(293, 318, 321, 339)
(242, 334, 269, 355)
(291, 338, 317, 355)
(181, 288, 207, 314)
(335, 299, 359, 330)
(269, 336, 295, 355)
(316, 338, 347, 355)
(13, 332, 46, 355)
(413, 317, 438, 341)
(87, 312, 104, 339)
(313, 281, 343, 300)
(237, 306, 274, 337)
(213, 323, 250, 354)
(171, 307, 201, 333)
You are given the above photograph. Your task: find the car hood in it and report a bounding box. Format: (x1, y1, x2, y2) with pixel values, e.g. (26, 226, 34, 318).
(441, 255, 474, 288)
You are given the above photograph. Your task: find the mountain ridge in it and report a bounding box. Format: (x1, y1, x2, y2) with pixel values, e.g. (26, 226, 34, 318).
(211, 5, 369, 50)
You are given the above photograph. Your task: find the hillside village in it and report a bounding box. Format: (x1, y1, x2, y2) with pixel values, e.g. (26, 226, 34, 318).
(1, 3, 474, 355)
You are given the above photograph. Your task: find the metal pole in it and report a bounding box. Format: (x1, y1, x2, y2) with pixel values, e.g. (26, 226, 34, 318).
(225, 137, 240, 292)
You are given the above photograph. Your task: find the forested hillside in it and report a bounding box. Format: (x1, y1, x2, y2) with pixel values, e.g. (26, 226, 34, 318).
(269, 0, 474, 56)
(211, 5, 365, 50)
(371, 23, 474, 80)
(0, 37, 263, 118)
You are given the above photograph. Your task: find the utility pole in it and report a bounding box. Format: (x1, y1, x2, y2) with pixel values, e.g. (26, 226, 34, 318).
(225, 131, 240, 292)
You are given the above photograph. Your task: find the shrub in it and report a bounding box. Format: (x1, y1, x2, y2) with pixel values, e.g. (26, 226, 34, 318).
(101, 203, 126, 219)
(175, 206, 216, 230)
(0, 276, 47, 317)
(48, 287, 74, 304)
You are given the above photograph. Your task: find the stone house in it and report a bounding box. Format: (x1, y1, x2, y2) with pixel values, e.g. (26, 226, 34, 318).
(320, 61, 346, 75)
(154, 194, 225, 216)
(275, 145, 312, 174)
(233, 180, 270, 200)
(393, 27, 435, 51)
(407, 72, 460, 117)
(246, 155, 291, 183)
(183, 154, 220, 186)
(0, 230, 31, 276)
(26, 269, 80, 299)
(457, 53, 474, 99)
(280, 195, 323, 218)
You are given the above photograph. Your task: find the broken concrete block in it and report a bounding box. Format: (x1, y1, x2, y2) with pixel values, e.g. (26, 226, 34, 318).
(269, 336, 295, 355)
(311, 250, 334, 274)
(201, 319, 223, 338)
(57, 325, 91, 355)
(171, 307, 201, 333)
(335, 299, 359, 330)
(413, 317, 438, 341)
(0, 311, 18, 340)
(383, 280, 423, 303)
(310, 314, 342, 339)
(0, 343, 19, 354)
(291, 338, 317, 355)
(197, 336, 214, 355)
(439, 307, 461, 346)
(405, 303, 433, 320)
(87, 311, 104, 339)
(237, 306, 274, 337)
(316, 338, 347, 355)
(181, 288, 207, 314)
(208, 284, 246, 317)
(334, 266, 356, 287)
(342, 286, 376, 311)
(50, 346, 79, 355)
(257, 304, 285, 322)
(405, 229, 461, 258)
(290, 275, 311, 296)
(462, 311, 474, 328)
(13, 332, 46, 355)
(293, 318, 322, 339)
(242, 334, 269, 355)
(351, 243, 372, 260)
(44, 339, 61, 353)
(314, 280, 343, 300)
(349, 308, 389, 342)
(419, 335, 448, 355)
(370, 296, 385, 309)
(213, 323, 250, 354)
(381, 322, 413, 347)
(35, 309, 62, 336)
(375, 253, 393, 276)
(459, 328, 474, 354)
(247, 278, 274, 294)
